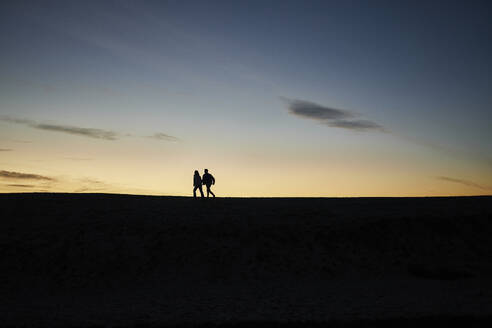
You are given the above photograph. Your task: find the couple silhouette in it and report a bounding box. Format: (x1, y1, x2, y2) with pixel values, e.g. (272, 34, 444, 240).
(193, 169, 215, 198)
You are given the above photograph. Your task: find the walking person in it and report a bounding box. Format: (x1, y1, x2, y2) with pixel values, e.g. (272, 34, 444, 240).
(202, 169, 215, 198)
(193, 170, 204, 198)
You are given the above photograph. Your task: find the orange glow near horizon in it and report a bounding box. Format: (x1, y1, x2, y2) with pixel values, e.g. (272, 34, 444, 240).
(1, 123, 490, 197)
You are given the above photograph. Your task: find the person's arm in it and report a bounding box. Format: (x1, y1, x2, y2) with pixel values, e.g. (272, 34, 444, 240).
(212, 175, 215, 185)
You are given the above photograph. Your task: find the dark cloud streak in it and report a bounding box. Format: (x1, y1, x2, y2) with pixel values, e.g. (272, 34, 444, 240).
(286, 99, 353, 120)
(148, 133, 179, 142)
(0, 116, 118, 140)
(327, 119, 386, 132)
(0, 149, 13, 152)
(5, 184, 35, 188)
(284, 98, 384, 132)
(437, 176, 491, 191)
(0, 170, 54, 181)
(1, 115, 179, 142)
(35, 123, 118, 140)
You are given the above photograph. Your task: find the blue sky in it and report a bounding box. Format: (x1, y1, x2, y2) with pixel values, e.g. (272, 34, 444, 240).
(1, 0, 491, 196)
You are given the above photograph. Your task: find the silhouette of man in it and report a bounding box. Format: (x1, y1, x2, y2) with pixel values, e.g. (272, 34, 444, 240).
(202, 169, 215, 198)
(193, 170, 204, 198)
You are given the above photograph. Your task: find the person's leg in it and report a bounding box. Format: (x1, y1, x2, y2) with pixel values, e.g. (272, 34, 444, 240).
(207, 184, 215, 198)
(206, 185, 210, 197)
(193, 186, 197, 198)
(199, 185, 204, 197)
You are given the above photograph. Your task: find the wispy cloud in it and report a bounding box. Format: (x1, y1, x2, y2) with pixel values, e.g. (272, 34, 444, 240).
(74, 177, 110, 193)
(147, 133, 180, 142)
(1, 115, 179, 142)
(0, 117, 33, 125)
(437, 176, 492, 191)
(327, 119, 385, 132)
(0, 170, 54, 181)
(284, 99, 490, 167)
(0, 149, 13, 152)
(79, 178, 104, 185)
(284, 98, 385, 132)
(5, 184, 35, 188)
(0, 116, 118, 140)
(286, 98, 353, 120)
(35, 123, 118, 140)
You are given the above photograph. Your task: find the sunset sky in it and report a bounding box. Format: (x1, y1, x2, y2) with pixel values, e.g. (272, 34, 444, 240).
(1, 0, 491, 196)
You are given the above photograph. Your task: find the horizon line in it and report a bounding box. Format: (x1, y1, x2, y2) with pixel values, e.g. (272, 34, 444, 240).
(0, 192, 490, 199)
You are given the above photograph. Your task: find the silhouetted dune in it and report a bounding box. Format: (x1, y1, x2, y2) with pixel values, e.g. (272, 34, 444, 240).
(1, 194, 492, 326)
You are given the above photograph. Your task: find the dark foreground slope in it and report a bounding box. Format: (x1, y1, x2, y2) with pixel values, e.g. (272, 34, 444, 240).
(1, 194, 492, 327)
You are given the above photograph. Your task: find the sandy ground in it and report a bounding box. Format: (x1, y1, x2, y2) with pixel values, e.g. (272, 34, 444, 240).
(1, 194, 492, 326)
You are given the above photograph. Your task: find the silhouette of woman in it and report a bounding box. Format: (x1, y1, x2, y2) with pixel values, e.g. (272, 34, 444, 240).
(193, 170, 204, 198)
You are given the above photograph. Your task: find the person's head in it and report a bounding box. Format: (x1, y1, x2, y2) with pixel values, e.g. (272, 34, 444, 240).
(194, 170, 199, 175)
(204, 169, 208, 173)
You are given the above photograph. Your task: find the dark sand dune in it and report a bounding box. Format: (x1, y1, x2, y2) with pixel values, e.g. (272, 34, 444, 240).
(1, 193, 492, 326)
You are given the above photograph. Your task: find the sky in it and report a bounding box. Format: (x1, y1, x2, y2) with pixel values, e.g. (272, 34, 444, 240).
(1, 0, 491, 197)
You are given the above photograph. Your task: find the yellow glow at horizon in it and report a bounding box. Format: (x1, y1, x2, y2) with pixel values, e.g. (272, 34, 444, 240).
(1, 123, 491, 197)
